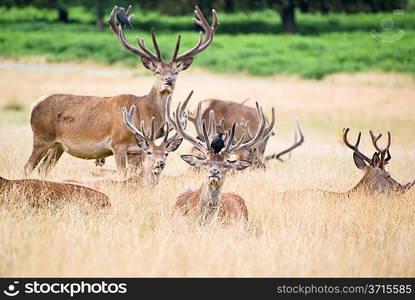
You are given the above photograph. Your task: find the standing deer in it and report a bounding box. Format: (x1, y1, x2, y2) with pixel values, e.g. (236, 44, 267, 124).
(65, 105, 184, 189)
(24, 4, 219, 176)
(188, 99, 303, 168)
(0, 176, 110, 208)
(166, 93, 275, 222)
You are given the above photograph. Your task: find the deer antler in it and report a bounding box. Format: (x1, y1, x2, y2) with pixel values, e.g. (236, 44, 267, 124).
(265, 122, 304, 162)
(369, 130, 391, 168)
(108, 5, 162, 61)
(222, 103, 275, 156)
(342, 128, 372, 164)
(172, 6, 220, 62)
(166, 92, 210, 153)
(122, 105, 155, 144)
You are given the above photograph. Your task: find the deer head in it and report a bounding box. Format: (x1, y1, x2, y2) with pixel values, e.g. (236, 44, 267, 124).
(166, 92, 275, 205)
(122, 105, 183, 184)
(343, 128, 415, 195)
(108, 5, 219, 94)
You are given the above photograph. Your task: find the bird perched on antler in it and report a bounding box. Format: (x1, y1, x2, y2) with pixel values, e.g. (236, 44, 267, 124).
(210, 132, 225, 153)
(116, 7, 134, 29)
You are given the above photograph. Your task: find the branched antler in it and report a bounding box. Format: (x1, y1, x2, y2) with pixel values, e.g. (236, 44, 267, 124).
(122, 105, 155, 143)
(343, 128, 372, 164)
(167, 94, 274, 157)
(369, 130, 391, 168)
(108, 5, 219, 63)
(173, 6, 220, 62)
(265, 122, 304, 162)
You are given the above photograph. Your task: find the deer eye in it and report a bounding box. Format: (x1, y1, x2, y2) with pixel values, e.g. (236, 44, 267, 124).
(147, 150, 152, 155)
(155, 70, 161, 75)
(165, 153, 169, 157)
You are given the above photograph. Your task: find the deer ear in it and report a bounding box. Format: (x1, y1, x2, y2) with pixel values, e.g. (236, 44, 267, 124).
(135, 134, 149, 151)
(166, 138, 183, 152)
(181, 155, 204, 167)
(371, 152, 381, 167)
(141, 57, 157, 71)
(177, 58, 193, 71)
(353, 152, 367, 170)
(228, 159, 252, 171)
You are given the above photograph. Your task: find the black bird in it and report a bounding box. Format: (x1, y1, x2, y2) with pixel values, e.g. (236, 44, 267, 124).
(116, 7, 133, 29)
(211, 132, 225, 154)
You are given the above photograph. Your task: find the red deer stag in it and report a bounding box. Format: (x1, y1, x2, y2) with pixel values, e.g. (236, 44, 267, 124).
(0, 176, 109, 208)
(166, 93, 275, 222)
(188, 99, 303, 168)
(281, 128, 415, 199)
(24, 4, 219, 176)
(341, 128, 414, 196)
(65, 105, 184, 188)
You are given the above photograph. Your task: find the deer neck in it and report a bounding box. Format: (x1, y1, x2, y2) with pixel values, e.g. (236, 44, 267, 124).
(198, 180, 224, 211)
(139, 167, 160, 186)
(146, 85, 173, 116)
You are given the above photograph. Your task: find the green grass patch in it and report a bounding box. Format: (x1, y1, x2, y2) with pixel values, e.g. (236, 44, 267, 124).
(1, 100, 25, 112)
(0, 28, 414, 79)
(0, 7, 414, 78)
(1, 6, 415, 34)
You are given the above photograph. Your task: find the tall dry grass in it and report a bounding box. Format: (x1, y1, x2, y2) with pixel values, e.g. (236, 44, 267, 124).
(0, 60, 414, 277)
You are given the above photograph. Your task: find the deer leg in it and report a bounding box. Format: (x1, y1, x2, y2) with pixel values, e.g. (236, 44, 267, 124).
(127, 153, 144, 174)
(24, 142, 50, 177)
(113, 146, 128, 177)
(37, 146, 64, 175)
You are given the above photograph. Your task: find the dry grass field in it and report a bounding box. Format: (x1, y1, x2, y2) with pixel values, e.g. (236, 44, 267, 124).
(0, 59, 415, 277)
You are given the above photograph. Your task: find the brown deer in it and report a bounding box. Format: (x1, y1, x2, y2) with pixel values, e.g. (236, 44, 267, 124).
(281, 128, 415, 199)
(341, 128, 414, 196)
(65, 105, 184, 189)
(166, 92, 275, 222)
(0, 176, 110, 208)
(24, 4, 219, 176)
(187, 99, 303, 168)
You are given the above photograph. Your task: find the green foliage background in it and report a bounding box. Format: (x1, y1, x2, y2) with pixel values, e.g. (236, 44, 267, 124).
(0, 5, 414, 79)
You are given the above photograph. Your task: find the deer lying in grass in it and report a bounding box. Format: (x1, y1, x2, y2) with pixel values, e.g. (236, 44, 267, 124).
(281, 128, 415, 199)
(188, 98, 303, 168)
(166, 92, 275, 222)
(65, 105, 183, 189)
(340, 128, 414, 196)
(25, 4, 219, 175)
(0, 176, 109, 208)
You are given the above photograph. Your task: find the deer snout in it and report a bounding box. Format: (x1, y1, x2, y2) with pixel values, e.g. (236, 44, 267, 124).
(164, 76, 175, 85)
(209, 168, 220, 178)
(156, 160, 166, 169)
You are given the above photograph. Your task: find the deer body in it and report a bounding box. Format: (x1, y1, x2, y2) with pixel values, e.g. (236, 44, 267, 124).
(0, 176, 109, 208)
(175, 187, 248, 221)
(25, 4, 219, 175)
(27, 91, 166, 171)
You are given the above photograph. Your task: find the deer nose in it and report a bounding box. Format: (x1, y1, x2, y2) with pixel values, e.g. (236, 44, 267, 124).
(164, 76, 175, 84)
(156, 160, 166, 169)
(210, 168, 220, 177)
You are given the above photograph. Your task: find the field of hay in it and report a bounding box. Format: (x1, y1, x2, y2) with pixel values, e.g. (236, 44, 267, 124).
(0, 59, 414, 277)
